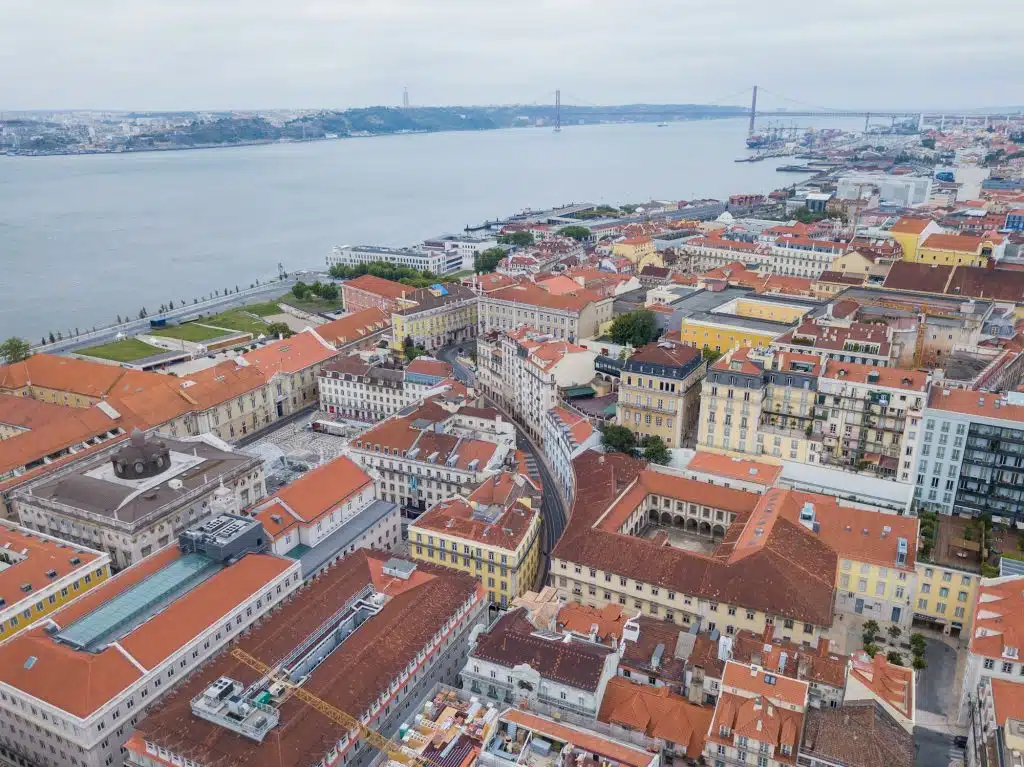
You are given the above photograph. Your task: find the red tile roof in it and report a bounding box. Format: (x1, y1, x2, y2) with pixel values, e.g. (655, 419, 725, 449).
(342, 274, 411, 300)
(0, 548, 294, 717)
(315, 307, 391, 346)
(127, 551, 483, 767)
(242, 329, 338, 375)
(0, 522, 104, 611)
(889, 217, 934, 235)
(822, 361, 928, 391)
(969, 576, 1024, 659)
(599, 677, 712, 759)
(686, 451, 782, 487)
(848, 651, 914, 721)
(928, 388, 1024, 423)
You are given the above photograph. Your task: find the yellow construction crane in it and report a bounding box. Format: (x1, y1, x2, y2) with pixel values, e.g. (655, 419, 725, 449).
(229, 648, 433, 767)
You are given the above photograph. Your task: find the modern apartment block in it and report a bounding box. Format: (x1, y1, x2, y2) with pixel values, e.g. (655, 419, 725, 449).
(616, 339, 706, 448)
(0, 516, 300, 767)
(124, 552, 487, 767)
(11, 430, 264, 569)
(915, 388, 1024, 523)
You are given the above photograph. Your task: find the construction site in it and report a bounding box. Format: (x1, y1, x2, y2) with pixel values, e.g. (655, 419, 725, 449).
(124, 550, 488, 767)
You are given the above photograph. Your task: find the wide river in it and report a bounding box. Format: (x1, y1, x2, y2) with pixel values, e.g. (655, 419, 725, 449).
(0, 116, 863, 340)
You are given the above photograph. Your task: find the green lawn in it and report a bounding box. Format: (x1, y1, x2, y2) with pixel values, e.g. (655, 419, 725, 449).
(243, 300, 284, 317)
(150, 323, 233, 342)
(79, 338, 164, 363)
(284, 296, 344, 314)
(202, 309, 269, 335)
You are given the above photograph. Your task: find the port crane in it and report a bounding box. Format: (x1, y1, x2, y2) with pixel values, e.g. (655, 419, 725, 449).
(229, 648, 434, 767)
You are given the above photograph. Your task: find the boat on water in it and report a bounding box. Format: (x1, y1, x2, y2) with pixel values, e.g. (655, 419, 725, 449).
(656, 122, 669, 127)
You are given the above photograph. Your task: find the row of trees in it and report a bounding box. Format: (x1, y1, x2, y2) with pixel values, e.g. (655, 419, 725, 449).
(473, 247, 506, 274)
(292, 280, 339, 302)
(328, 261, 439, 289)
(600, 424, 671, 464)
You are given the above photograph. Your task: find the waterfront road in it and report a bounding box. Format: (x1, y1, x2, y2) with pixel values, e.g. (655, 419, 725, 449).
(439, 340, 566, 587)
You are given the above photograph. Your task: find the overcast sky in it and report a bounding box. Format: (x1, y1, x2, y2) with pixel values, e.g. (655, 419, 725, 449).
(1, 0, 1019, 111)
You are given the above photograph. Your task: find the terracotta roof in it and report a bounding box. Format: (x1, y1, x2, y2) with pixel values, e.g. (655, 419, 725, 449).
(253, 454, 373, 535)
(499, 710, 654, 767)
(769, 488, 918, 570)
(800, 702, 915, 767)
(0, 548, 293, 717)
(710, 347, 763, 377)
(486, 281, 606, 313)
(928, 388, 1024, 423)
(0, 394, 70, 430)
(708, 674, 804, 766)
(686, 451, 782, 487)
(315, 307, 391, 346)
(729, 628, 848, 690)
(722, 659, 809, 707)
(126, 551, 482, 767)
(411, 472, 539, 549)
(0, 403, 128, 477)
(556, 602, 629, 643)
(889, 217, 933, 235)
(0, 522, 104, 611)
(991, 678, 1024, 727)
(822, 360, 928, 391)
(342, 274, 410, 300)
(548, 406, 595, 448)
(775, 321, 891, 357)
(242, 329, 338, 375)
(405, 357, 454, 379)
(471, 609, 612, 691)
(921, 232, 990, 253)
(969, 575, 1024, 659)
(555, 452, 838, 626)
(848, 651, 914, 721)
(598, 677, 712, 759)
(0, 354, 156, 400)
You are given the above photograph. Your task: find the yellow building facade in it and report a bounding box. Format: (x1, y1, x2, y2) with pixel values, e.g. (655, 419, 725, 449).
(913, 562, 979, 637)
(409, 473, 542, 608)
(913, 234, 998, 267)
(615, 340, 707, 448)
(612, 237, 662, 271)
(679, 319, 779, 354)
(0, 523, 112, 641)
(390, 284, 478, 352)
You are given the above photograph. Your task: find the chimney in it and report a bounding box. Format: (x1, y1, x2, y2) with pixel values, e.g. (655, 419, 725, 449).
(797, 654, 811, 679)
(817, 637, 830, 657)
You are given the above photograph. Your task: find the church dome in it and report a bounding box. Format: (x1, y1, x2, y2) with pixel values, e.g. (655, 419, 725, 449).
(111, 429, 172, 480)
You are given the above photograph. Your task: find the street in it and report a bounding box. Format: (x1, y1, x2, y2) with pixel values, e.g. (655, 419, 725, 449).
(437, 341, 567, 589)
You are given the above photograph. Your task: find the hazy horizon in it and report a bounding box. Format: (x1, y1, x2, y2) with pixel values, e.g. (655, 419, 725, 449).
(1, 0, 1020, 112)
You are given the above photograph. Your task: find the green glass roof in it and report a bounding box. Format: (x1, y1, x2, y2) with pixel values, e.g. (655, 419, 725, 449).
(56, 553, 221, 651)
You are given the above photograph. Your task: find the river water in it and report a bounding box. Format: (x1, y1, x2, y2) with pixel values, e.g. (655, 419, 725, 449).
(0, 116, 863, 340)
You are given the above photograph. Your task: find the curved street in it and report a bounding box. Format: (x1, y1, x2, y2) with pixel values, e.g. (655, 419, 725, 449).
(437, 341, 566, 588)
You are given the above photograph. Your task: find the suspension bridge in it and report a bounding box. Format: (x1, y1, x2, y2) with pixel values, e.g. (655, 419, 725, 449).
(534, 86, 1022, 133)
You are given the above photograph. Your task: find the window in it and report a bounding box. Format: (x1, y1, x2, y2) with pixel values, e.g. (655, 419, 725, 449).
(1003, 662, 1014, 674)
(984, 659, 995, 670)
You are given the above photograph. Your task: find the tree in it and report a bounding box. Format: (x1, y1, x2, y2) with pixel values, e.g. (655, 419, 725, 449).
(405, 344, 426, 362)
(641, 435, 671, 464)
(702, 347, 722, 362)
(0, 337, 32, 364)
(862, 619, 880, 638)
(558, 225, 591, 242)
(910, 633, 927, 652)
(912, 656, 928, 671)
(116, 314, 122, 324)
(609, 310, 657, 347)
(887, 625, 902, 641)
(497, 231, 533, 247)
(886, 651, 903, 666)
(473, 247, 506, 275)
(601, 424, 637, 455)
(265, 322, 293, 339)
(921, 137, 936, 150)
(48, 332, 56, 344)
(319, 282, 339, 301)
(292, 281, 309, 300)
(863, 643, 879, 658)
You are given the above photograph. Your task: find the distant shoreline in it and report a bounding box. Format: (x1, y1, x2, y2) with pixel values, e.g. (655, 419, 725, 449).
(2, 115, 745, 158)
